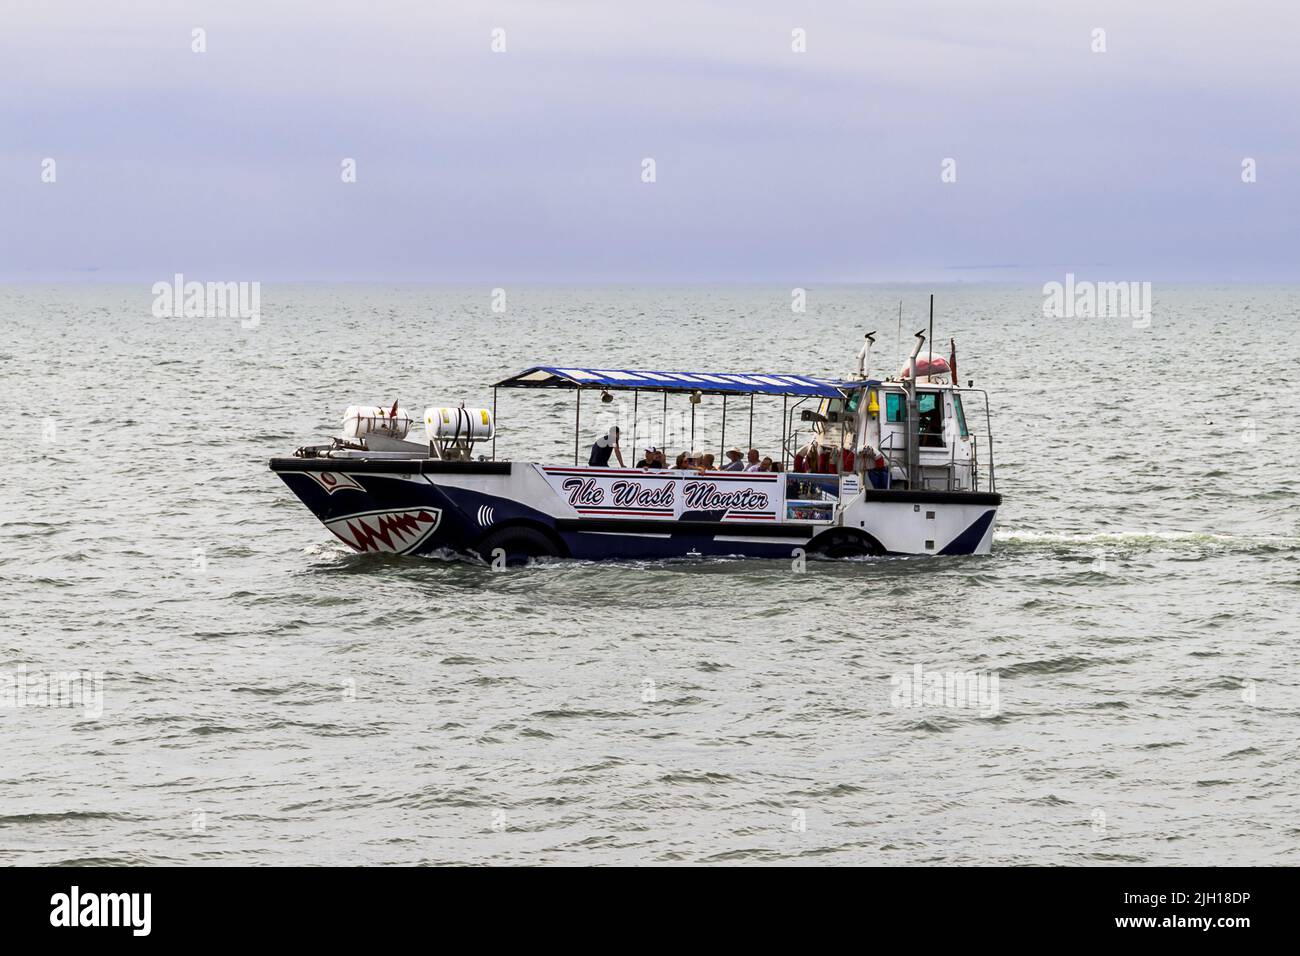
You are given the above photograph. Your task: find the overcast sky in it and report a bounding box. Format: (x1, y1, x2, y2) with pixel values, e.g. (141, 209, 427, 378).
(2, 0, 1297, 282)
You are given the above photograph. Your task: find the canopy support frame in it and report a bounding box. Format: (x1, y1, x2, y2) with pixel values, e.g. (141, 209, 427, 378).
(748, 395, 754, 451)
(630, 390, 639, 466)
(720, 396, 727, 464)
(573, 389, 581, 466)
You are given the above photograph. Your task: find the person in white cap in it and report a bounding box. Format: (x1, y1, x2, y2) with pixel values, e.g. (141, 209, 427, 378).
(637, 445, 664, 468)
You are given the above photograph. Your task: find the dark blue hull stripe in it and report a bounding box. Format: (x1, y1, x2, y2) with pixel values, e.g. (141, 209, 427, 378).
(938, 509, 996, 555)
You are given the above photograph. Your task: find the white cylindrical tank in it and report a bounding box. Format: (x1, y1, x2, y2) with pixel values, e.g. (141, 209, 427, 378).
(425, 406, 494, 442)
(341, 405, 413, 440)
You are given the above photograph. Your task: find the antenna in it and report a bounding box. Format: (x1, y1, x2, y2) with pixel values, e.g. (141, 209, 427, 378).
(927, 294, 934, 381)
(896, 300, 902, 373)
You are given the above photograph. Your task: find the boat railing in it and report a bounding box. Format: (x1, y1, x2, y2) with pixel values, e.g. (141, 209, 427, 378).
(877, 431, 985, 492)
(963, 387, 996, 494)
(878, 385, 995, 493)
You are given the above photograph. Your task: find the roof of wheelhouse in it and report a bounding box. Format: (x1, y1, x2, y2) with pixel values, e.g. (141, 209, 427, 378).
(495, 365, 879, 398)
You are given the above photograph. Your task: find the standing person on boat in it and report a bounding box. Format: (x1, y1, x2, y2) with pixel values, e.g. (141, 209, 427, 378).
(721, 448, 745, 471)
(588, 426, 625, 467)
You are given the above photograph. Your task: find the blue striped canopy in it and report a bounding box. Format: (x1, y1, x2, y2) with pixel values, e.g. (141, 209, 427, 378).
(495, 366, 873, 398)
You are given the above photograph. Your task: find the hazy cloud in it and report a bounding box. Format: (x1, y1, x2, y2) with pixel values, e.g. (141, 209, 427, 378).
(2, 0, 1296, 281)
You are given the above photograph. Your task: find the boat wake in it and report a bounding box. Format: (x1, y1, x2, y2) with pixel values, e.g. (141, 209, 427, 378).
(995, 528, 1300, 553)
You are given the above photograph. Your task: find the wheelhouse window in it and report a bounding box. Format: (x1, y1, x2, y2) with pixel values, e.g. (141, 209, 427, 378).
(918, 391, 944, 447)
(885, 392, 904, 423)
(813, 394, 861, 431)
(952, 393, 969, 439)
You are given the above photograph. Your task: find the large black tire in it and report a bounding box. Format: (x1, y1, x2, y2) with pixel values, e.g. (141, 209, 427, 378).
(474, 525, 562, 566)
(808, 529, 884, 559)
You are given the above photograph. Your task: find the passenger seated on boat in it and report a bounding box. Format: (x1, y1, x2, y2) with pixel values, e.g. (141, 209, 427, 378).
(673, 451, 706, 473)
(759, 456, 774, 472)
(722, 448, 745, 471)
(794, 443, 817, 472)
(744, 448, 763, 472)
(701, 453, 716, 470)
(637, 445, 664, 468)
(588, 426, 625, 467)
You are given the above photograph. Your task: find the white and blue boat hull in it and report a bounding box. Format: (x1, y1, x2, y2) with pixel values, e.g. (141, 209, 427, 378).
(270, 459, 1000, 562)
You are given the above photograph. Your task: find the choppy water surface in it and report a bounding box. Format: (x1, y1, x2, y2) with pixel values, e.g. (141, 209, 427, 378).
(1, 285, 1297, 865)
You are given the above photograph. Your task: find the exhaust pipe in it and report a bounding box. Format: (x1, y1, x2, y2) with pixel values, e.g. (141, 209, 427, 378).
(855, 331, 877, 378)
(905, 330, 926, 486)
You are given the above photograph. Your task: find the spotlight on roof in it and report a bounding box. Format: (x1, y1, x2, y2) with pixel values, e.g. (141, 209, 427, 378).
(600, 390, 614, 404)
(689, 390, 702, 405)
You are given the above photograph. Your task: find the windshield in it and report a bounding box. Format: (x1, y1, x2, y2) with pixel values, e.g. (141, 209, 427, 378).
(952, 393, 969, 438)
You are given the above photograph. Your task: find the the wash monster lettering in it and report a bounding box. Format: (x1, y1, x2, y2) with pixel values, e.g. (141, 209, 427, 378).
(609, 480, 675, 509)
(561, 477, 604, 506)
(682, 481, 769, 512)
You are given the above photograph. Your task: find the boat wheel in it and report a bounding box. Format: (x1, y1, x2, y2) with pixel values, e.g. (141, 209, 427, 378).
(474, 525, 563, 566)
(808, 529, 883, 559)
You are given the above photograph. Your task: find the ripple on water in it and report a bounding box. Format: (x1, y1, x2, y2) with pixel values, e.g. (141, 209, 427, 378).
(4, 285, 1298, 865)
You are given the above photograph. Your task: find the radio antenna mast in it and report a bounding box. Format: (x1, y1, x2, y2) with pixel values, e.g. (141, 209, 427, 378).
(927, 294, 934, 379)
(896, 300, 903, 372)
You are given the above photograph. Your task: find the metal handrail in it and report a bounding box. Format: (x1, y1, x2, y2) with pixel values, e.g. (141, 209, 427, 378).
(957, 387, 996, 493)
(784, 397, 811, 468)
(876, 420, 984, 492)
